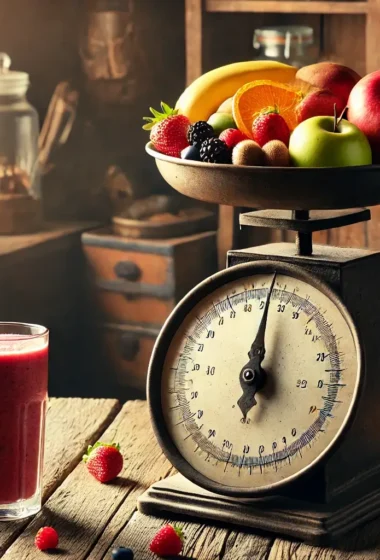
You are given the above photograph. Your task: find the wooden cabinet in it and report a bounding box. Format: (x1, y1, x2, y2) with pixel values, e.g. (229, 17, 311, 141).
(186, 0, 369, 86)
(82, 227, 217, 394)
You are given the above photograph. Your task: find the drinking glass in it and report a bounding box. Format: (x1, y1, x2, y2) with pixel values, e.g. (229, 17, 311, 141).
(0, 323, 48, 520)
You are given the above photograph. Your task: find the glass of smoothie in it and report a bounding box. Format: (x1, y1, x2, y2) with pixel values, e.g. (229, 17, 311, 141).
(0, 323, 48, 520)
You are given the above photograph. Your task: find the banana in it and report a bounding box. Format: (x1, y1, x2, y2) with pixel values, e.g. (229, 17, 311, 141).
(176, 61, 297, 123)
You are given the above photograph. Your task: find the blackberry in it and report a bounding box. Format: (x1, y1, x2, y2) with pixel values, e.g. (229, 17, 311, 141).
(187, 121, 214, 147)
(200, 138, 231, 164)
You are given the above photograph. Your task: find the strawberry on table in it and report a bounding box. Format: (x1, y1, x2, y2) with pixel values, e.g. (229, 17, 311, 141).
(143, 102, 190, 157)
(150, 524, 184, 557)
(83, 441, 123, 483)
(252, 110, 290, 147)
(35, 527, 59, 551)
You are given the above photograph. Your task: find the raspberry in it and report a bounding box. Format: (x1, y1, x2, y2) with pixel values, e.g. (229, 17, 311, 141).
(219, 128, 249, 149)
(35, 527, 59, 551)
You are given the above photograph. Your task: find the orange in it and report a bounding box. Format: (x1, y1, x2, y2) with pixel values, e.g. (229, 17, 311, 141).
(233, 80, 302, 138)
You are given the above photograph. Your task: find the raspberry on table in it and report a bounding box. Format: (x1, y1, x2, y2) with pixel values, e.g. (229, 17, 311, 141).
(35, 527, 59, 551)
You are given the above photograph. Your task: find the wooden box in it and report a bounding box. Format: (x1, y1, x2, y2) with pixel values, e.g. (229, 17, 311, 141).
(0, 194, 42, 234)
(82, 227, 217, 393)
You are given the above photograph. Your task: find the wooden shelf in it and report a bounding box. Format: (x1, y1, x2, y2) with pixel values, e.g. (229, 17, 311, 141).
(206, 0, 368, 14)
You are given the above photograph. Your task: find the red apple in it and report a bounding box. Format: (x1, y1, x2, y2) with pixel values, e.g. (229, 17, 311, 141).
(296, 62, 361, 114)
(297, 89, 343, 123)
(348, 70, 380, 162)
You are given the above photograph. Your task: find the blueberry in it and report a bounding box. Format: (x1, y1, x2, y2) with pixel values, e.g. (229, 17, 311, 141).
(181, 145, 201, 161)
(111, 547, 134, 560)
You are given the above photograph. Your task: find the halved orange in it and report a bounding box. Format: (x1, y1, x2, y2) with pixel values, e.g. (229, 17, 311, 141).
(233, 80, 303, 138)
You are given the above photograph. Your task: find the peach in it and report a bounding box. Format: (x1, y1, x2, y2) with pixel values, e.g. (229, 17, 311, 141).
(296, 62, 361, 114)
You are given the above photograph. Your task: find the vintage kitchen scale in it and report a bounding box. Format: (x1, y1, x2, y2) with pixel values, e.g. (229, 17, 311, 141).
(138, 142, 380, 544)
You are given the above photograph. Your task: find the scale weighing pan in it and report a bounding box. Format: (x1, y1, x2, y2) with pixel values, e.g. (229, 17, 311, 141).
(146, 142, 380, 210)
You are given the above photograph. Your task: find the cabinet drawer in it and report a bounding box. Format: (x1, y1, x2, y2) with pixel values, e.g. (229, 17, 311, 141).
(82, 228, 217, 326)
(83, 245, 175, 324)
(101, 323, 159, 392)
(84, 245, 172, 286)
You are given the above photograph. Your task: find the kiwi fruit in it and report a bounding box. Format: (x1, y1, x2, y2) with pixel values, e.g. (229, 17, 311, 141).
(263, 140, 290, 167)
(232, 140, 265, 166)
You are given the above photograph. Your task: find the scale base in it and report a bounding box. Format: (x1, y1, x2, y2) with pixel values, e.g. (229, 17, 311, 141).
(138, 474, 380, 545)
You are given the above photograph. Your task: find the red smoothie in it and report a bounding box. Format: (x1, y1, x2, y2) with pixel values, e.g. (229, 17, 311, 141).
(0, 334, 48, 504)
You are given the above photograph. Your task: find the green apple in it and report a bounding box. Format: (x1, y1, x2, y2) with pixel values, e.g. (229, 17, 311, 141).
(289, 116, 372, 167)
(208, 112, 237, 135)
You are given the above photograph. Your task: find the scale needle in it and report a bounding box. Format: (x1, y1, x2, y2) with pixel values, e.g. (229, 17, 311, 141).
(237, 273, 277, 420)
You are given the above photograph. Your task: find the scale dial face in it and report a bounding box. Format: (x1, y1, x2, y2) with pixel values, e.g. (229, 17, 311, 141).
(148, 262, 362, 496)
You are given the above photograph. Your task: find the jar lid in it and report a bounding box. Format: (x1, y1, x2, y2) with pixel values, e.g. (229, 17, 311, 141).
(254, 26, 314, 48)
(0, 53, 29, 95)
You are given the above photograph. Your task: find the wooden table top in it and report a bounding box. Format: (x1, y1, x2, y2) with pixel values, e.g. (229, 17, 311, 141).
(2, 398, 380, 559)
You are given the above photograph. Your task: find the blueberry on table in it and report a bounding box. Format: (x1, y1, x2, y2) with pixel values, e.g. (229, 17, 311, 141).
(111, 546, 134, 560)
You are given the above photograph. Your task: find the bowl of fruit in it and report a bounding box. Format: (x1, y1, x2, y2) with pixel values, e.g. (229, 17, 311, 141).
(144, 60, 380, 210)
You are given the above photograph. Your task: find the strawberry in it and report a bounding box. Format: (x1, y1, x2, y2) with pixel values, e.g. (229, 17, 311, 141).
(35, 527, 59, 551)
(150, 524, 184, 557)
(219, 128, 249, 149)
(252, 111, 290, 147)
(143, 102, 190, 157)
(83, 441, 123, 483)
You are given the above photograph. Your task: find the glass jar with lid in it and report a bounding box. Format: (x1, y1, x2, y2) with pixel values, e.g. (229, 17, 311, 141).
(0, 52, 40, 198)
(0, 53, 42, 233)
(253, 26, 319, 68)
